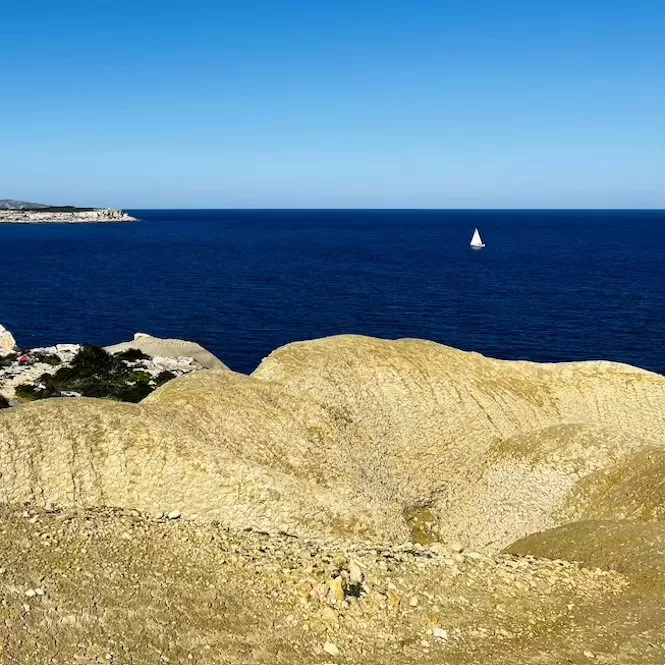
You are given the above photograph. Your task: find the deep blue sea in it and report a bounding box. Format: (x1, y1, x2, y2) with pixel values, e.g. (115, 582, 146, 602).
(1, 210, 663, 375)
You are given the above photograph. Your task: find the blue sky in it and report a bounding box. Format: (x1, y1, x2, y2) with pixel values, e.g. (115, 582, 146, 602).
(1, 0, 662, 208)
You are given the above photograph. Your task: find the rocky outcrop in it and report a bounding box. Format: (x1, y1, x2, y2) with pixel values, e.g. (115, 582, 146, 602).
(505, 519, 665, 584)
(0, 369, 407, 540)
(0, 209, 138, 223)
(105, 332, 226, 370)
(1, 333, 663, 663)
(253, 335, 665, 543)
(0, 335, 222, 402)
(0, 323, 16, 353)
(1, 334, 663, 545)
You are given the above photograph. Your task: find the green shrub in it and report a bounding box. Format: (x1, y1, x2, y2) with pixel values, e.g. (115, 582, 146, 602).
(14, 384, 41, 400)
(116, 348, 151, 361)
(33, 352, 62, 366)
(129, 370, 152, 384)
(16, 346, 154, 402)
(70, 346, 122, 373)
(155, 370, 176, 387)
(8, 346, 184, 405)
(115, 382, 153, 403)
(0, 353, 17, 368)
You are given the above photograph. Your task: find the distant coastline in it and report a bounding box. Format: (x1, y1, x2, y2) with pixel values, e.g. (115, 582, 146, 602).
(0, 209, 139, 224)
(0, 200, 138, 223)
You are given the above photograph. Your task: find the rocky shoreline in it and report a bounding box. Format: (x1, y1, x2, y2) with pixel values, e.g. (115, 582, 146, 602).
(0, 208, 138, 223)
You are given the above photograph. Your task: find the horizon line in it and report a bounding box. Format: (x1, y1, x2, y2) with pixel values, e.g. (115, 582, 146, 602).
(121, 206, 665, 211)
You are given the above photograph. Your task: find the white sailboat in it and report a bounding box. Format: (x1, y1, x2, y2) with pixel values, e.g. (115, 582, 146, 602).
(470, 227, 485, 250)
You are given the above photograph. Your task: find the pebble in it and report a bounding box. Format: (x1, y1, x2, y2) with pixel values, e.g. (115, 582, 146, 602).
(167, 511, 182, 520)
(348, 560, 363, 584)
(432, 627, 449, 641)
(584, 651, 595, 660)
(329, 576, 345, 602)
(323, 642, 340, 657)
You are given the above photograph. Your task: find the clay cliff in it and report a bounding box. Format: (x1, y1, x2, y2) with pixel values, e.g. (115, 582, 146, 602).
(0, 335, 663, 664)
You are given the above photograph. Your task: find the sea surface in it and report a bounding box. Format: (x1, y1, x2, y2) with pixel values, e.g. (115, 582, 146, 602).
(1, 209, 663, 375)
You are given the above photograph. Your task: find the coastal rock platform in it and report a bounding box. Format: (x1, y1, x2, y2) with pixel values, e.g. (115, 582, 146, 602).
(0, 335, 663, 663)
(105, 332, 227, 370)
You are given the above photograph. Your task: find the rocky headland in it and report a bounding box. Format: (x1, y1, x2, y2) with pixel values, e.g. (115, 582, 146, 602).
(0, 208, 138, 223)
(0, 332, 663, 664)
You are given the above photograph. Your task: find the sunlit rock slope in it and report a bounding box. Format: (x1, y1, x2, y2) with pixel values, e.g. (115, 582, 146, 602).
(1, 335, 663, 546)
(1, 334, 664, 664)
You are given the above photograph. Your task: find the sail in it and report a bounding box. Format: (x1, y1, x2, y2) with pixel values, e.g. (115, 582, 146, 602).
(470, 228, 484, 247)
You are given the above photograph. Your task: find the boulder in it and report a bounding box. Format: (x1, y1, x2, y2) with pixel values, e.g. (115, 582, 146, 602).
(0, 324, 17, 354)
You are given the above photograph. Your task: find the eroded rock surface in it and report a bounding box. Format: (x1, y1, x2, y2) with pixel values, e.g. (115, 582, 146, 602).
(2, 506, 661, 665)
(105, 332, 227, 370)
(0, 324, 17, 353)
(1, 334, 663, 664)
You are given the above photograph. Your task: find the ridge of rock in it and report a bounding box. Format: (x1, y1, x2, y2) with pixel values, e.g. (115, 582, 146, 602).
(1, 334, 663, 545)
(105, 333, 227, 370)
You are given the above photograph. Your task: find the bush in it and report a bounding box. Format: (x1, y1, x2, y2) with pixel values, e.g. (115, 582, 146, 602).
(15, 346, 155, 403)
(115, 382, 153, 403)
(33, 352, 62, 366)
(14, 383, 41, 400)
(129, 370, 152, 383)
(116, 348, 151, 361)
(70, 345, 121, 374)
(0, 353, 17, 368)
(154, 370, 176, 387)
(8, 346, 181, 405)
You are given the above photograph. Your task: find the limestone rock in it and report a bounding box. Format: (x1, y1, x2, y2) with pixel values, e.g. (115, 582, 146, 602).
(105, 334, 226, 370)
(323, 642, 340, 657)
(0, 324, 17, 353)
(1, 334, 663, 549)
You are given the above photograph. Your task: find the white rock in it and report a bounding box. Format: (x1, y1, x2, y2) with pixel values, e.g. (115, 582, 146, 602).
(0, 324, 17, 353)
(348, 560, 363, 584)
(166, 510, 182, 520)
(322, 642, 340, 657)
(432, 627, 449, 641)
(55, 344, 81, 355)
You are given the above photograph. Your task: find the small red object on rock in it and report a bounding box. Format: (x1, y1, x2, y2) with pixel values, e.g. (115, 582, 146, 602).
(18, 354, 31, 365)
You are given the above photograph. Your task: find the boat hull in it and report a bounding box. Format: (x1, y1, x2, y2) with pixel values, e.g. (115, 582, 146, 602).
(470, 244, 485, 250)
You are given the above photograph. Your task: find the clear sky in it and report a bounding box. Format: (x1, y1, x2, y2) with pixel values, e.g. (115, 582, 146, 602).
(1, 0, 662, 208)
